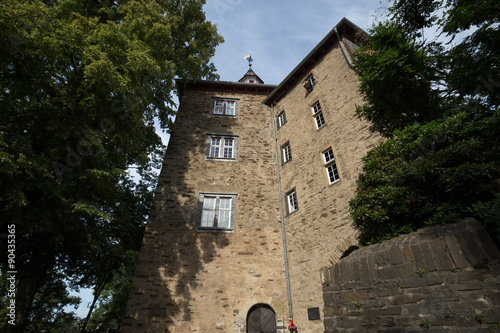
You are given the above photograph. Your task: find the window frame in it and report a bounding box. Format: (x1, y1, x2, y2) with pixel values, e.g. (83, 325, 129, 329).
(277, 110, 287, 128)
(312, 101, 326, 129)
(211, 97, 239, 117)
(281, 141, 292, 164)
(286, 189, 298, 215)
(323, 147, 340, 185)
(206, 134, 238, 161)
(304, 74, 316, 92)
(197, 193, 237, 232)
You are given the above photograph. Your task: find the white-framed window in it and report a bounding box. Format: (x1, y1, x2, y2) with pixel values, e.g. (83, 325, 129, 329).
(286, 189, 298, 214)
(206, 134, 238, 160)
(304, 74, 316, 92)
(312, 101, 326, 129)
(281, 142, 292, 164)
(323, 147, 340, 184)
(198, 193, 236, 232)
(277, 111, 287, 128)
(212, 97, 239, 116)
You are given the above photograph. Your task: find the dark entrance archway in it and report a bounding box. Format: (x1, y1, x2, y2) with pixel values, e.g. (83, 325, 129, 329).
(246, 304, 276, 333)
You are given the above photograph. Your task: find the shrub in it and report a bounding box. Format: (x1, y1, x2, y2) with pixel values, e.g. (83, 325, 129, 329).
(350, 111, 500, 245)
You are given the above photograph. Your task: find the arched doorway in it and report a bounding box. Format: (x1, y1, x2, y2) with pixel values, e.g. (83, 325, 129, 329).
(246, 304, 276, 333)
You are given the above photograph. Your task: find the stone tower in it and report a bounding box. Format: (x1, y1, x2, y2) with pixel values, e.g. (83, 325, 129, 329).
(123, 18, 381, 332)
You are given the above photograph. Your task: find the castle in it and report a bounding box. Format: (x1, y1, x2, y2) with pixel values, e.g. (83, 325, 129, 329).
(122, 18, 382, 332)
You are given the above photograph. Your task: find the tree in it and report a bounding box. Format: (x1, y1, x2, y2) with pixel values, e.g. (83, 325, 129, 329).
(353, 0, 499, 137)
(353, 22, 446, 137)
(0, 1, 223, 331)
(350, 112, 500, 245)
(391, 0, 500, 109)
(84, 252, 139, 332)
(350, 0, 500, 244)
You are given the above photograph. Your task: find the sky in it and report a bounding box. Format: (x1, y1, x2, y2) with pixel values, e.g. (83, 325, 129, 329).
(202, 0, 389, 85)
(68, 0, 390, 319)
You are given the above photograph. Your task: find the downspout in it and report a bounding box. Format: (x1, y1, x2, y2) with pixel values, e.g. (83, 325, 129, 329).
(271, 103, 294, 323)
(334, 27, 355, 69)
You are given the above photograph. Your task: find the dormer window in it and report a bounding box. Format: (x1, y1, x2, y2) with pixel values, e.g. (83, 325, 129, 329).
(304, 74, 316, 92)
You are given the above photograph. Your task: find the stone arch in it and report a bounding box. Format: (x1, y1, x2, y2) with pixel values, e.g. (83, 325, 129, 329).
(330, 232, 359, 261)
(340, 245, 359, 259)
(246, 303, 277, 333)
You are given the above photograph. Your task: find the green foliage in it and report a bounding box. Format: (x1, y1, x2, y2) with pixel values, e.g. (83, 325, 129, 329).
(421, 317, 432, 329)
(417, 269, 428, 277)
(85, 252, 137, 332)
(395, 0, 500, 110)
(354, 0, 499, 138)
(0, 0, 222, 331)
(25, 280, 82, 333)
(0, 273, 81, 332)
(350, 112, 500, 245)
(350, 0, 500, 245)
(354, 22, 446, 137)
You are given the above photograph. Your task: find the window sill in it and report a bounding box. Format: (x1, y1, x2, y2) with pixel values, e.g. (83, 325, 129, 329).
(196, 228, 234, 233)
(316, 123, 328, 131)
(328, 179, 341, 186)
(205, 157, 237, 162)
(210, 114, 238, 118)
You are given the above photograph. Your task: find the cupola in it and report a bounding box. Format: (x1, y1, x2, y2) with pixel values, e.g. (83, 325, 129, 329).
(238, 53, 264, 84)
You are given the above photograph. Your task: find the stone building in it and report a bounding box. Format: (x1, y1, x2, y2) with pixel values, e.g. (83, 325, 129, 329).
(123, 18, 381, 333)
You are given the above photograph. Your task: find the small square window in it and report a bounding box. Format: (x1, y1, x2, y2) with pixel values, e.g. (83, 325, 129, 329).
(277, 111, 287, 128)
(206, 134, 237, 160)
(198, 193, 236, 232)
(304, 74, 316, 92)
(211, 98, 239, 117)
(286, 190, 298, 214)
(323, 147, 340, 184)
(312, 102, 322, 114)
(323, 148, 335, 163)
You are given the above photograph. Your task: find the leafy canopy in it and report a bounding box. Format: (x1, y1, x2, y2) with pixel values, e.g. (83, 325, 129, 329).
(350, 112, 500, 245)
(0, 0, 223, 331)
(350, 0, 500, 244)
(353, 0, 499, 137)
(353, 22, 446, 137)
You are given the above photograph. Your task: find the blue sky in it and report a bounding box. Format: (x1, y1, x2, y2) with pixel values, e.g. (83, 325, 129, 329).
(69, 0, 390, 319)
(158, 0, 390, 145)
(203, 0, 389, 85)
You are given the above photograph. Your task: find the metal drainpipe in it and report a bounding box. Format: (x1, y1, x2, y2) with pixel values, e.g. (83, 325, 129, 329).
(334, 27, 355, 69)
(271, 103, 294, 322)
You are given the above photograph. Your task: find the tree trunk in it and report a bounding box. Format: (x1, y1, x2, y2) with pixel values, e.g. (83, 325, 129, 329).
(80, 271, 112, 333)
(5, 265, 47, 333)
(81, 291, 100, 333)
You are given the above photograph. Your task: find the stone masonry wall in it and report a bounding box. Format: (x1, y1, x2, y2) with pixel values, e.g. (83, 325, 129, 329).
(275, 44, 382, 332)
(321, 219, 500, 332)
(122, 86, 289, 333)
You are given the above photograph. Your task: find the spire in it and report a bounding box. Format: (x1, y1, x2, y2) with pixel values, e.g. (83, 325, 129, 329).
(239, 52, 264, 84)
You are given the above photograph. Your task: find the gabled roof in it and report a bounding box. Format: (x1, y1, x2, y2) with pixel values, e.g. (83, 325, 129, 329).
(263, 17, 367, 106)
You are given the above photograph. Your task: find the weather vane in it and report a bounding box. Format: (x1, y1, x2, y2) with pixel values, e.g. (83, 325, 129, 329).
(244, 52, 253, 67)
